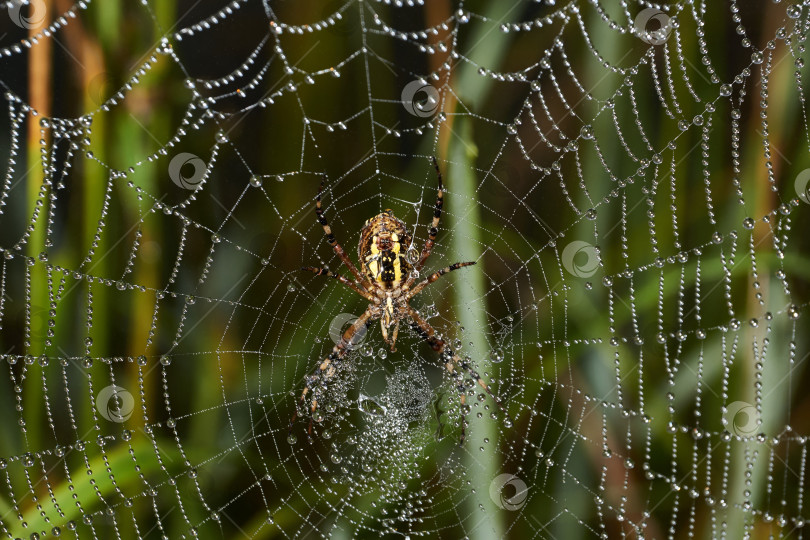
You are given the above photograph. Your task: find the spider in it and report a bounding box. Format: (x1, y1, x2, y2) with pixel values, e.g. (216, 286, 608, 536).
(291, 157, 504, 443)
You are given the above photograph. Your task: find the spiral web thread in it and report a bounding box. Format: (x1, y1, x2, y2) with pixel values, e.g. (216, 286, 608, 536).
(0, 0, 809, 538)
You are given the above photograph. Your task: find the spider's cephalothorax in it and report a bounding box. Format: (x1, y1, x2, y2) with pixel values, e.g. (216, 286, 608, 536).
(293, 157, 507, 443)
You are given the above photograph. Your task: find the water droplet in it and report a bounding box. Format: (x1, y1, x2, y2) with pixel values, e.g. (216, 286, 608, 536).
(729, 318, 741, 331)
(743, 217, 755, 230)
(359, 395, 386, 416)
(249, 175, 262, 188)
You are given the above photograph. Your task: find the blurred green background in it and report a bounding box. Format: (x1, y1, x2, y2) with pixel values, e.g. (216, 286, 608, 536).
(1, 0, 809, 538)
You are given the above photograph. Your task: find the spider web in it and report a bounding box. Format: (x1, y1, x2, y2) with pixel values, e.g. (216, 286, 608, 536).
(0, 0, 809, 537)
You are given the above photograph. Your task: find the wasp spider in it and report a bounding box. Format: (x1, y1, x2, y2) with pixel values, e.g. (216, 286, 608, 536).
(292, 157, 504, 443)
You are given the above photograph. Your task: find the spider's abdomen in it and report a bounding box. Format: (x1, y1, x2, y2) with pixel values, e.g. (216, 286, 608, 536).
(358, 211, 413, 289)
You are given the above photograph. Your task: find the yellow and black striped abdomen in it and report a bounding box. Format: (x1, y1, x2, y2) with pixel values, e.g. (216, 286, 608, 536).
(358, 211, 412, 289)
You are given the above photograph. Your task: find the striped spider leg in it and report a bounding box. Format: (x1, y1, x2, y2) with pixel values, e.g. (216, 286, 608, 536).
(405, 156, 444, 288)
(405, 306, 506, 445)
(290, 309, 373, 435)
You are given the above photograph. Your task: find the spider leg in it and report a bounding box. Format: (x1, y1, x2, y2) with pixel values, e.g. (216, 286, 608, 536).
(406, 261, 476, 299)
(406, 156, 443, 287)
(301, 266, 375, 302)
(405, 305, 507, 444)
(390, 320, 399, 352)
(290, 307, 374, 435)
(315, 177, 371, 288)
